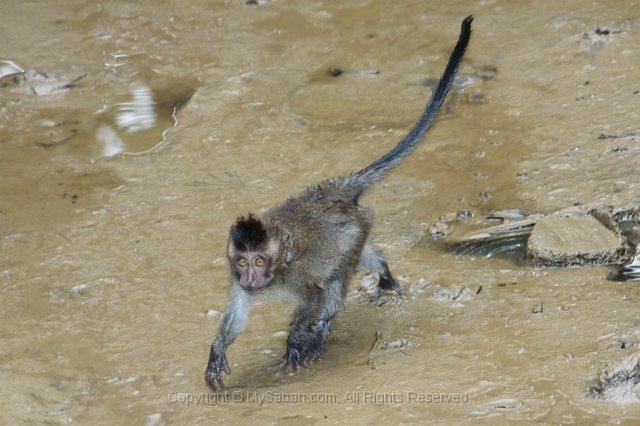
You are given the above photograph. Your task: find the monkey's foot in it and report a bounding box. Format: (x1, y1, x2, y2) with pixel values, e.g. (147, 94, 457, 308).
(375, 273, 405, 296)
(303, 347, 325, 363)
(269, 346, 309, 373)
(205, 350, 230, 390)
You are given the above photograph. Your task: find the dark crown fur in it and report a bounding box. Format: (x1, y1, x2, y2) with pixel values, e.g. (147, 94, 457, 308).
(230, 214, 267, 252)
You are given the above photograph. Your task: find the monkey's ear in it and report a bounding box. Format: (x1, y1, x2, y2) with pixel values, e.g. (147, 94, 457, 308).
(281, 235, 294, 263)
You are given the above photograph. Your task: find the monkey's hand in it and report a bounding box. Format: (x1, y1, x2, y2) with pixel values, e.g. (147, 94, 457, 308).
(269, 346, 309, 374)
(205, 348, 230, 390)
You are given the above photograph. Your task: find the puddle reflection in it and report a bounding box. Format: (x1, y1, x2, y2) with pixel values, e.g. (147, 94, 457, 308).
(453, 235, 529, 265)
(114, 83, 156, 133)
(97, 124, 127, 157)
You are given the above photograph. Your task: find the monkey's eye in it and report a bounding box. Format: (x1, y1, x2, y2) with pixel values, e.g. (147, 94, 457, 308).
(238, 258, 248, 267)
(255, 258, 265, 267)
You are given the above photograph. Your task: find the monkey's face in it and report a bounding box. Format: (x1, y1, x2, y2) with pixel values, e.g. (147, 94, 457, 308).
(228, 214, 292, 295)
(233, 251, 276, 295)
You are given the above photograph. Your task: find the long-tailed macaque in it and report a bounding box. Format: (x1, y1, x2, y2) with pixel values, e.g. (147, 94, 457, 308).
(206, 15, 473, 390)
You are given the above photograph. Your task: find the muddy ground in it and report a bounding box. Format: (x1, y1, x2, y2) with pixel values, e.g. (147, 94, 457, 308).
(1, 0, 640, 424)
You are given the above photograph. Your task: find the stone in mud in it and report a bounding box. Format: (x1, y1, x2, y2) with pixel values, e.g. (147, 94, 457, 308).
(525, 214, 624, 267)
(452, 203, 636, 267)
(588, 352, 640, 403)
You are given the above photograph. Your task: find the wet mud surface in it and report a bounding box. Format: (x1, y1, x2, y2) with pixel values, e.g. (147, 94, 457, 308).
(2, 0, 640, 424)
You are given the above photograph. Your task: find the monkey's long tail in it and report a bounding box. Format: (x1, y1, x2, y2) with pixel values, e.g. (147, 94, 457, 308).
(344, 15, 473, 199)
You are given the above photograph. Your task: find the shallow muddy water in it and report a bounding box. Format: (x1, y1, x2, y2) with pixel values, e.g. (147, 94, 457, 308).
(2, 0, 640, 424)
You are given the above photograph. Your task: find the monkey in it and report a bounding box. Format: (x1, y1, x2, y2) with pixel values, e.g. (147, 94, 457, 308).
(205, 15, 473, 390)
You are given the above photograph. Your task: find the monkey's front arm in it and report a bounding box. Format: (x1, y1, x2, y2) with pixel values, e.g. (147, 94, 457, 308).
(205, 284, 250, 390)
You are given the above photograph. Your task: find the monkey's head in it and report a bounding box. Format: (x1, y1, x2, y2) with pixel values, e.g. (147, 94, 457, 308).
(228, 214, 292, 295)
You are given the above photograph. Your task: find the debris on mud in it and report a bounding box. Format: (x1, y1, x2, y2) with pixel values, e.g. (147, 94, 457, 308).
(429, 221, 453, 238)
(531, 302, 543, 314)
(582, 26, 623, 51)
(588, 352, 640, 403)
(431, 284, 479, 307)
(0, 60, 23, 80)
(328, 67, 380, 77)
(1, 68, 86, 95)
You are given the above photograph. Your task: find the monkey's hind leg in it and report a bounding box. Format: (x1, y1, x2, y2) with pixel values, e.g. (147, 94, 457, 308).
(357, 242, 405, 296)
(270, 287, 328, 373)
(271, 272, 348, 373)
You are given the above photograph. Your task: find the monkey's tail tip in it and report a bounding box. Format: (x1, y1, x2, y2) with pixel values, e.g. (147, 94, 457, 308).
(459, 15, 473, 39)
